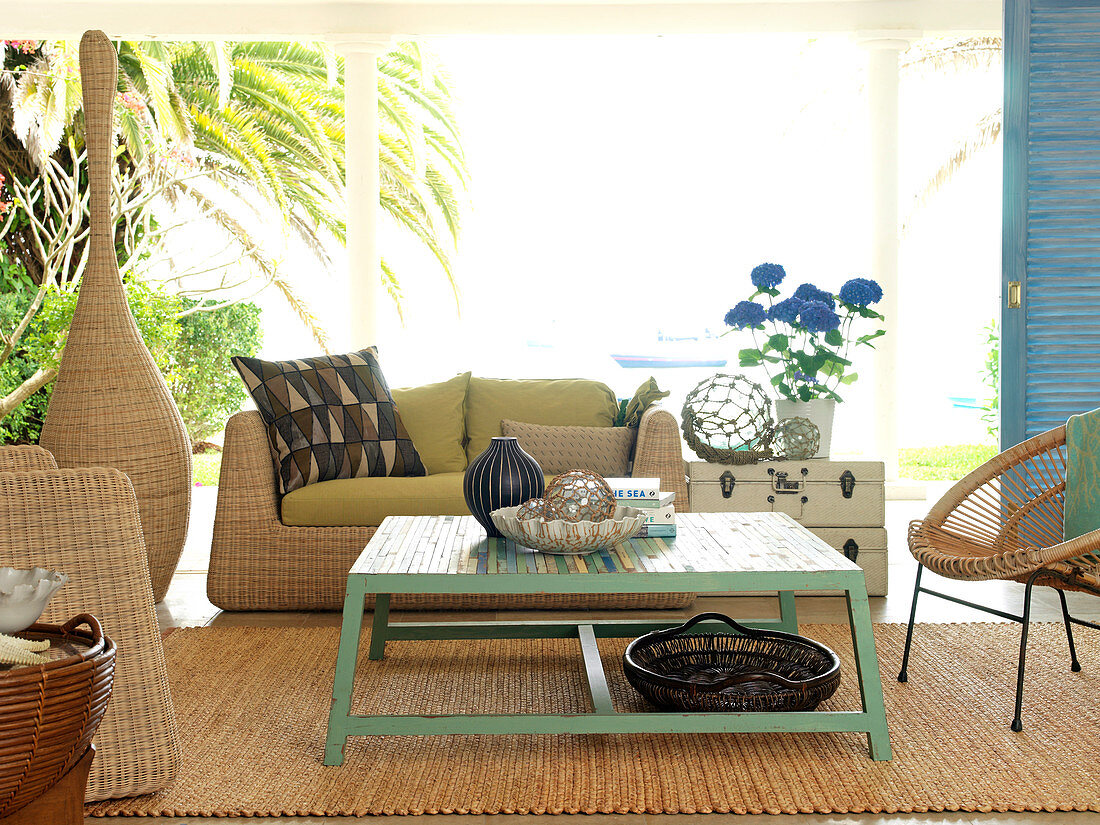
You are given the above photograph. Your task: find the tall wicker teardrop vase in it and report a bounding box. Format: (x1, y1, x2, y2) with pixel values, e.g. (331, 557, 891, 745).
(39, 30, 192, 603)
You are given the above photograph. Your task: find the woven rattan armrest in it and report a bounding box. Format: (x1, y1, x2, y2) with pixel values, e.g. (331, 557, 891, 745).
(1031, 527, 1100, 568)
(0, 467, 180, 800)
(0, 445, 59, 472)
(633, 402, 689, 513)
(207, 410, 378, 610)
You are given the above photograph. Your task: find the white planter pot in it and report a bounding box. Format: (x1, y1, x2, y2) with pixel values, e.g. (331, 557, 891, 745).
(775, 398, 836, 459)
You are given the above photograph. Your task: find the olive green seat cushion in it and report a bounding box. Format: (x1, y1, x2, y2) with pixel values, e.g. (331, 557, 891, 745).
(281, 472, 470, 527)
(465, 377, 619, 464)
(391, 372, 470, 475)
(281, 472, 561, 527)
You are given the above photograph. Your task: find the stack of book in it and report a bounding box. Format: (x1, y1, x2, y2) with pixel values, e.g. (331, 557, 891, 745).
(606, 477, 677, 538)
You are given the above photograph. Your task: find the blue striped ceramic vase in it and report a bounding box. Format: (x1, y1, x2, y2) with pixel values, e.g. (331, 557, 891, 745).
(463, 437, 545, 537)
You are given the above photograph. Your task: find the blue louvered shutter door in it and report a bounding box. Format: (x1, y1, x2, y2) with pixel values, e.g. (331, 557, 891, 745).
(1002, 0, 1100, 449)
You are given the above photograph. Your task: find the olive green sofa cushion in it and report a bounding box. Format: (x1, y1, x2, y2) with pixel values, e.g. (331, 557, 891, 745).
(281, 472, 470, 526)
(280, 471, 559, 527)
(391, 372, 470, 475)
(464, 377, 618, 464)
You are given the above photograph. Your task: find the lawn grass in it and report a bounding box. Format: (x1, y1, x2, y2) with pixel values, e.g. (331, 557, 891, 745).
(192, 453, 222, 487)
(899, 444, 998, 481)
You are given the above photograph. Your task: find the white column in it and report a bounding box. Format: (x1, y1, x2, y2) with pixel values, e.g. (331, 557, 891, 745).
(861, 35, 912, 481)
(335, 37, 391, 350)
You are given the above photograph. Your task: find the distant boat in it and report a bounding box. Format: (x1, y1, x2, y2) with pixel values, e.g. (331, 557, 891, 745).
(610, 352, 728, 369)
(610, 327, 728, 369)
(948, 395, 983, 410)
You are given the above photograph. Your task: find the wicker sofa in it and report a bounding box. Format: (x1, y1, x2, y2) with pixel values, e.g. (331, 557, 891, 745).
(207, 376, 691, 611)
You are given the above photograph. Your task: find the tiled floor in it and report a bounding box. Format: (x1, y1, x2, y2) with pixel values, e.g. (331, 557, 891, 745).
(93, 486, 1099, 824)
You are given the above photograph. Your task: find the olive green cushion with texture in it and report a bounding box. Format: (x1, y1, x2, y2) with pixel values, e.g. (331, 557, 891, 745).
(391, 372, 471, 474)
(464, 377, 619, 464)
(280, 472, 470, 526)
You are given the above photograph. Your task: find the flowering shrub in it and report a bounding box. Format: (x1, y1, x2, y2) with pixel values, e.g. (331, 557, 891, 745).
(0, 172, 11, 217)
(723, 263, 885, 402)
(2, 41, 38, 55)
(117, 91, 147, 116)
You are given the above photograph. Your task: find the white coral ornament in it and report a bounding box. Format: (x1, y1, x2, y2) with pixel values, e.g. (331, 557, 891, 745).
(0, 633, 50, 666)
(0, 567, 68, 634)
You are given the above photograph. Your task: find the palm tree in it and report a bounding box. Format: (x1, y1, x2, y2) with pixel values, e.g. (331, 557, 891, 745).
(899, 36, 1002, 231)
(0, 36, 468, 420)
(167, 40, 468, 320)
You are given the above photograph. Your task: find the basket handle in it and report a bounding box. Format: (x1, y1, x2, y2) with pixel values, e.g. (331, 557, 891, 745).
(652, 611, 770, 641)
(61, 613, 104, 644)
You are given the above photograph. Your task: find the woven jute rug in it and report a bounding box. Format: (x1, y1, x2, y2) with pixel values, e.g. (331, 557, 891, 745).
(86, 622, 1100, 817)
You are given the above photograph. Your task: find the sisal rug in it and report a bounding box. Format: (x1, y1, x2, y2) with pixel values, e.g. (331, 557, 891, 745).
(87, 622, 1100, 817)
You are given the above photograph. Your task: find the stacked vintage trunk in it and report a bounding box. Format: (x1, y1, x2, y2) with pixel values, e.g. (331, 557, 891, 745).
(687, 458, 887, 595)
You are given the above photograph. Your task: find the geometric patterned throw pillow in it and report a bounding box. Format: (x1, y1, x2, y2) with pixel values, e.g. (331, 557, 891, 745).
(231, 347, 426, 494)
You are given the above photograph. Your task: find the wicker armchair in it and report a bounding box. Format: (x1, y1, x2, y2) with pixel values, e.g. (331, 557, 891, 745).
(902, 425, 1100, 731)
(0, 446, 181, 800)
(208, 403, 691, 612)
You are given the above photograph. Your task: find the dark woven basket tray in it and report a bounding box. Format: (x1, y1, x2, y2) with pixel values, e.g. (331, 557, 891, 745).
(0, 614, 115, 818)
(623, 612, 841, 712)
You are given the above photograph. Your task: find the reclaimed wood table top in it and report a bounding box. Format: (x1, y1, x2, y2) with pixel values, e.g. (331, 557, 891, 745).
(349, 513, 863, 594)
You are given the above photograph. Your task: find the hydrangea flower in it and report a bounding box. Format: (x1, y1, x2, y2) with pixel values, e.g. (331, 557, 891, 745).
(767, 296, 804, 325)
(839, 277, 883, 307)
(792, 371, 819, 385)
(798, 300, 841, 334)
(724, 300, 767, 329)
(792, 283, 835, 309)
(750, 262, 786, 290)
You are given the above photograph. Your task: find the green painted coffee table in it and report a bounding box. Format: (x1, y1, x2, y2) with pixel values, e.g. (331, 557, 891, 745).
(323, 512, 891, 765)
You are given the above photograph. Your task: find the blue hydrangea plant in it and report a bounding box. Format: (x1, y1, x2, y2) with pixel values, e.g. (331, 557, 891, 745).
(722, 263, 885, 402)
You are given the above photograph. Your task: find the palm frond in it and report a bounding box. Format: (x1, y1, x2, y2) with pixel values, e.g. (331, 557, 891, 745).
(380, 257, 405, 324)
(902, 36, 1002, 74)
(121, 41, 191, 143)
(902, 107, 1002, 233)
(208, 41, 235, 110)
(271, 274, 330, 351)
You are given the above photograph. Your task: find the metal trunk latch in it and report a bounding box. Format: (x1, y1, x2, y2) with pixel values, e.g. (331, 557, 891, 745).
(839, 470, 856, 498)
(769, 469, 805, 494)
(719, 471, 735, 498)
(842, 538, 860, 562)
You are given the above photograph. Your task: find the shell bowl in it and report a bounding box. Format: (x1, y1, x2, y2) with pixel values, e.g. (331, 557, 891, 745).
(0, 567, 68, 634)
(490, 505, 647, 555)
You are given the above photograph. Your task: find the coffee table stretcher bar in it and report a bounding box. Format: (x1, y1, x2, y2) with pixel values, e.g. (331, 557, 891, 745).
(323, 513, 891, 765)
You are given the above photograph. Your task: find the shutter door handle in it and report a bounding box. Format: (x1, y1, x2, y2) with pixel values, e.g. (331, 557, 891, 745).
(1008, 281, 1021, 309)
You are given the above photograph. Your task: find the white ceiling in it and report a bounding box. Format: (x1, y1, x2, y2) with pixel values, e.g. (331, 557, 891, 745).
(5, 0, 1000, 38)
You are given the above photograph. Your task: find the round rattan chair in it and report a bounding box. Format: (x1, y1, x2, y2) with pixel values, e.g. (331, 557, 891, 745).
(901, 424, 1100, 731)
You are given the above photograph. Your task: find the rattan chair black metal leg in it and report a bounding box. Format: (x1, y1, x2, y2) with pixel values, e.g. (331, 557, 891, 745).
(1012, 570, 1043, 733)
(898, 564, 924, 683)
(1057, 589, 1082, 672)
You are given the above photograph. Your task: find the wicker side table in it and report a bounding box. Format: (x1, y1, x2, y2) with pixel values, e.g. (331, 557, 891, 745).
(0, 615, 115, 825)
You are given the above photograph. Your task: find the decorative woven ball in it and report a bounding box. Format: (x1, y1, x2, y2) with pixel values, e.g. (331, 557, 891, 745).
(774, 416, 821, 460)
(544, 469, 617, 523)
(681, 374, 775, 464)
(516, 498, 564, 521)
